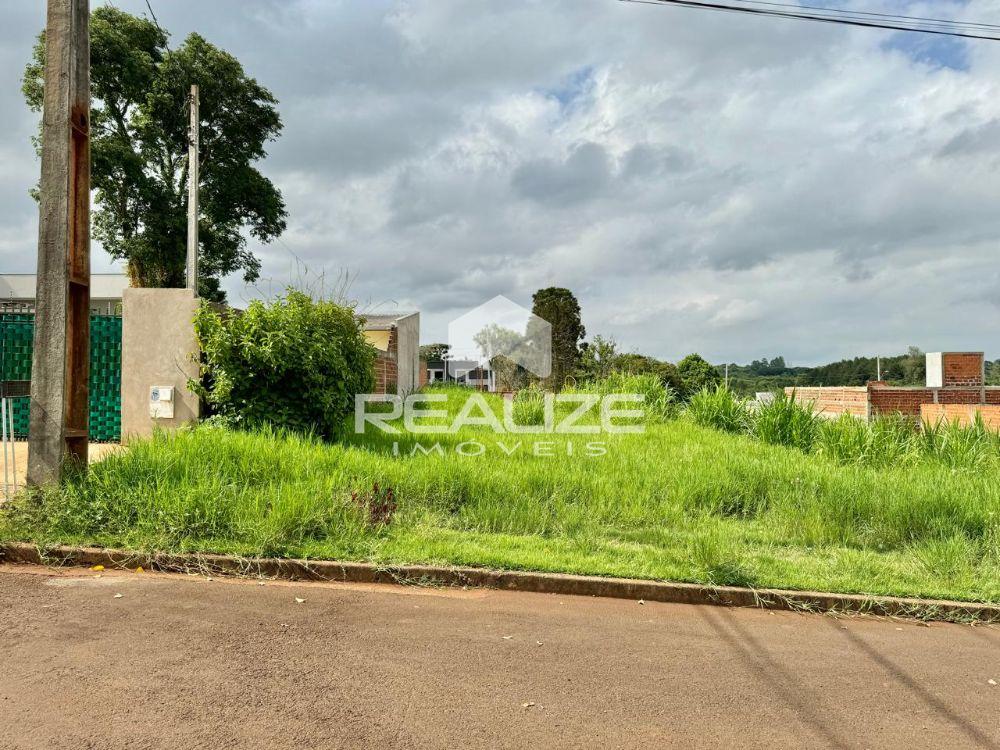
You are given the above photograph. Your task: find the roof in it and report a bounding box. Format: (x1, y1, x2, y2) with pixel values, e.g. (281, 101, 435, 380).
(0, 273, 130, 300)
(361, 311, 419, 330)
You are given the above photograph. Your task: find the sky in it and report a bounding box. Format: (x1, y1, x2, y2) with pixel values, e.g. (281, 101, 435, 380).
(1, 0, 998, 366)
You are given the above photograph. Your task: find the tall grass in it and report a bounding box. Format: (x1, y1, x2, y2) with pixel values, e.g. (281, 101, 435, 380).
(687, 385, 749, 432)
(3, 385, 1000, 603)
(4, 411, 1000, 602)
(686, 385, 1000, 472)
(510, 384, 546, 426)
(564, 372, 676, 422)
(751, 391, 820, 451)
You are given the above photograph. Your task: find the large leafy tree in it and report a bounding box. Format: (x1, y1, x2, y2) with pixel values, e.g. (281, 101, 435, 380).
(419, 343, 451, 362)
(531, 287, 585, 391)
(677, 353, 722, 398)
(22, 7, 287, 301)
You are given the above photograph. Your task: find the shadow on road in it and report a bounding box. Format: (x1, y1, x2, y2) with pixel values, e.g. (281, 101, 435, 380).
(826, 618, 997, 750)
(697, 606, 853, 749)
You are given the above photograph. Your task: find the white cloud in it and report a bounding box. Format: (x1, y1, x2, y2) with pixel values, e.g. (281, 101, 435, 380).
(2, 0, 999, 363)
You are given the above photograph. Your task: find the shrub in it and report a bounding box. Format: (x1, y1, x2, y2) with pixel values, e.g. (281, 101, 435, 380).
(193, 290, 376, 439)
(686, 385, 749, 433)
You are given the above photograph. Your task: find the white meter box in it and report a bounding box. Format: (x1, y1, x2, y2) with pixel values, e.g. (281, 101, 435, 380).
(150, 386, 175, 419)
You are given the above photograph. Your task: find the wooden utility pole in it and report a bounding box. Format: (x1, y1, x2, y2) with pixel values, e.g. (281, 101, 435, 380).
(186, 84, 199, 292)
(28, 0, 91, 485)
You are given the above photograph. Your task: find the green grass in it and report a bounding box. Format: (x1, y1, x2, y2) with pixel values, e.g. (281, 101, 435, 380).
(3, 385, 1000, 603)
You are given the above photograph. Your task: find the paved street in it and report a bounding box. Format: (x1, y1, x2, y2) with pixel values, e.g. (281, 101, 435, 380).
(0, 564, 997, 749)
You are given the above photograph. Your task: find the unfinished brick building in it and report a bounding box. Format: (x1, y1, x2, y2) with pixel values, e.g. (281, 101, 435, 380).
(787, 352, 1000, 426)
(362, 312, 421, 396)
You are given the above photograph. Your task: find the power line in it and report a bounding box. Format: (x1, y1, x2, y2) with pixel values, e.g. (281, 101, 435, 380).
(620, 0, 1000, 41)
(720, 0, 1000, 32)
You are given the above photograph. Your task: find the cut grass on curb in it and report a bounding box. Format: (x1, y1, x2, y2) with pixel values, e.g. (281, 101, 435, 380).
(2, 387, 1000, 604)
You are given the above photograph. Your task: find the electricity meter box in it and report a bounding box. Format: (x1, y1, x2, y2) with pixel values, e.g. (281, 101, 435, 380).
(149, 386, 175, 419)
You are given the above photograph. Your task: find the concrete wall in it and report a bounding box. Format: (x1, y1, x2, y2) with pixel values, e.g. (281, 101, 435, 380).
(121, 288, 200, 439)
(395, 312, 420, 396)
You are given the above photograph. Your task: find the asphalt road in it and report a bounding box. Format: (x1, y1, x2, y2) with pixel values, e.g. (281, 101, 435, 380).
(0, 564, 998, 749)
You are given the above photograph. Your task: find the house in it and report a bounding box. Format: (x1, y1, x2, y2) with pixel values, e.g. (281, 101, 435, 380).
(362, 312, 421, 395)
(424, 358, 496, 391)
(0, 273, 130, 314)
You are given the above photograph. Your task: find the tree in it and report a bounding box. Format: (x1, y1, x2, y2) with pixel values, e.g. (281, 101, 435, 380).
(419, 343, 451, 362)
(577, 335, 618, 381)
(473, 324, 529, 392)
(614, 353, 684, 394)
(987, 360, 1000, 386)
(531, 287, 585, 391)
(899, 346, 925, 385)
(22, 7, 287, 301)
(677, 353, 721, 398)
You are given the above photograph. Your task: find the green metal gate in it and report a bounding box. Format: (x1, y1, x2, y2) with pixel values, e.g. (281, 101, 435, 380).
(0, 310, 122, 442)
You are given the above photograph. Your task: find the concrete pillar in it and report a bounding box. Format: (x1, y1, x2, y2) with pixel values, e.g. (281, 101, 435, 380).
(121, 288, 200, 440)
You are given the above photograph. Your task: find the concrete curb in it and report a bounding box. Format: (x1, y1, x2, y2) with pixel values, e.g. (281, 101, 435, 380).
(3, 542, 998, 623)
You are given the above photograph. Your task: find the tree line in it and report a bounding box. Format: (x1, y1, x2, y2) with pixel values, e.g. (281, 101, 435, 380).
(422, 288, 998, 397)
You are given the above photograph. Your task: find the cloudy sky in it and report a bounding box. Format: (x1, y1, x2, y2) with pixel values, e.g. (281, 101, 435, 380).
(1, 0, 999, 364)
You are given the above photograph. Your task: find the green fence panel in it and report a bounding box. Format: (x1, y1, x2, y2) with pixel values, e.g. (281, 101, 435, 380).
(1, 312, 122, 442)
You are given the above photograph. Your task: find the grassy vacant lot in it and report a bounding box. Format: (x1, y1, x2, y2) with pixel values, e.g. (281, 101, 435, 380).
(3, 386, 1000, 603)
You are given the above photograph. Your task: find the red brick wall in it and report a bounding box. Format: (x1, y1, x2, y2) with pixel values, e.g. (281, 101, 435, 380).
(795, 384, 1000, 420)
(373, 328, 399, 394)
(941, 353, 983, 387)
(868, 387, 930, 417)
(418, 358, 429, 389)
(921, 404, 1000, 430)
(785, 387, 868, 418)
(869, 385, 999, 417)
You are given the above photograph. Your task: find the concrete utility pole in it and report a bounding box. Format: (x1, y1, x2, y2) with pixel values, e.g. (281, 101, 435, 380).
(186, 84, 199, 292)
(28, 0, 91, 485)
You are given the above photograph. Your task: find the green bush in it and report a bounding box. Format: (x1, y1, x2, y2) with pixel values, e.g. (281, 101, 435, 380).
(193, 290, 377, 439)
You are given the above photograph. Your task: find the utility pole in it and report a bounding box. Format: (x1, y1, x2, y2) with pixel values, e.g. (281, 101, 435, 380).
(28, 0, 90, 485)
(186, 84, 199, 293)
